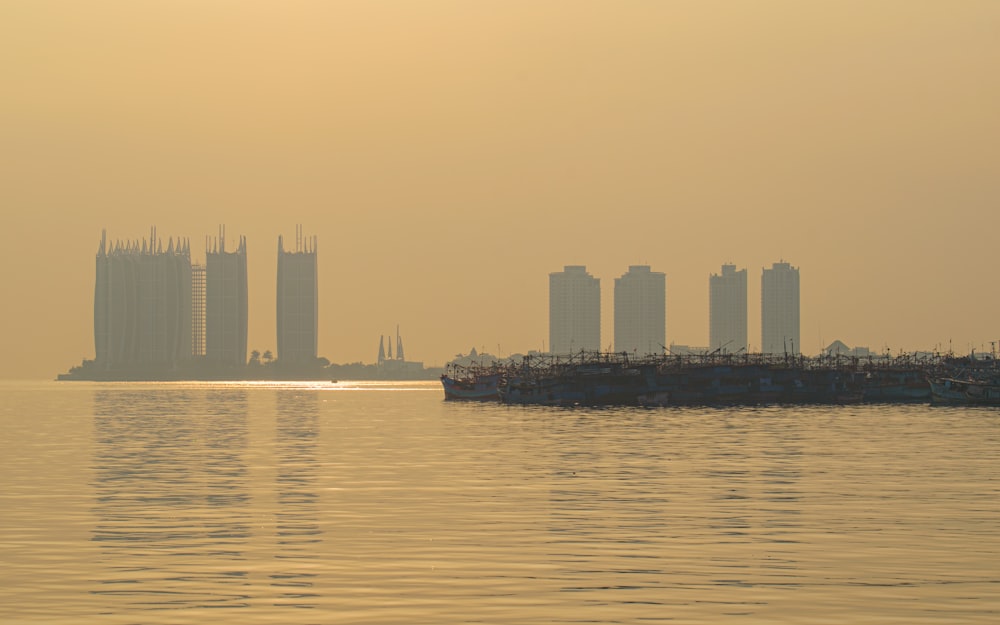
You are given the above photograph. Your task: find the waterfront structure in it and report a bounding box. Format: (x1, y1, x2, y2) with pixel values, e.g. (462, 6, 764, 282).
(614, 265, 666, 355)
(205, 231, 248, 366)
(94, 228, 192, 369)
(549, 265, 600, 354)
(709, 264, 748, 354)
(761, 261, 800, 355)
(276, 226, 318, 364)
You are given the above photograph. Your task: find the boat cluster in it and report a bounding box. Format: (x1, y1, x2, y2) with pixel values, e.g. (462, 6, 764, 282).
(441, 351, 1000, 406)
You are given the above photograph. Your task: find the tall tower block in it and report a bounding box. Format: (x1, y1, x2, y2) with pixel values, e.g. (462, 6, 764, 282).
(206, 228, 248, 366)
(549, 265, 601, 354)
(709, 264, 748, 354)
(761, 261, 800, 355)
(276, 226, 318, 365)
(614, 265, 666, 356)
(94, 227, 192, 369)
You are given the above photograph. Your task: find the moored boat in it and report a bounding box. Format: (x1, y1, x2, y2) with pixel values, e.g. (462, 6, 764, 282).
(438, 350, 962, 407)
(854, 365, 931, 402)
(930, 377, 1000, 405)
(440, 373, 500, 401)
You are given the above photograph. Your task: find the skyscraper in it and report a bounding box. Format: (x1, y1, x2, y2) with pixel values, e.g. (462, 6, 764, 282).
(205, 231, 248, 366)
(549, 265, 600, 354)
(94, 228, 192, 369)
(276, 226, 318, 365)
(709, 264, 747, 354)
(191, 263, 206, 357)
(761, 261, 800, 355)
(614, 265, 665, 355)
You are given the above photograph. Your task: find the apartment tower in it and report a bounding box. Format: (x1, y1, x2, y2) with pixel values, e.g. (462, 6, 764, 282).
(549, 265, 601, 354)
(709, 264, 748, 354)
(614, 265, 666, 356)
(761, 261, 800, 355)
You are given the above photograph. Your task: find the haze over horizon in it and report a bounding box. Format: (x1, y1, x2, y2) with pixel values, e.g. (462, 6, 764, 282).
(2, 1, 998, 379)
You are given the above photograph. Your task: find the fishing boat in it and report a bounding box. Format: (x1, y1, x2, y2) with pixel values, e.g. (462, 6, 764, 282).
(930, 377, 1000, 405)
(440, 373, 500, 401)
(501, 365, 653, 406)
(439, 350, 953, 407)
(860, 368, 930, 402)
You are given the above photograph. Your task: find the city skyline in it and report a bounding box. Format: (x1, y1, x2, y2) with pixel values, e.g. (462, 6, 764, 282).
(62, 223, 1000, 373)
(91, 227, 320, 372)
(90, 227, 828, 368)
(2, 2, 998, 379)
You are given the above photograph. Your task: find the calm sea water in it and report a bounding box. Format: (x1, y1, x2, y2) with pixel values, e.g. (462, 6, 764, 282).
(1, 380, 998, 624)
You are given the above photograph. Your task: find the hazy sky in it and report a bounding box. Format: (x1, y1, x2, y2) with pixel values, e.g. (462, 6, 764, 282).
(2, 1, 998, 379)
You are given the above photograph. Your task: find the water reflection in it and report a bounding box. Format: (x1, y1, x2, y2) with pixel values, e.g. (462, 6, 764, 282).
(90, 388, 250, 612)
(543, 410, 672, 611)
(539, 408, 806, 618)
(698, 410, 803, 594)
(272, 390, 321, 608)
(63, 388, 1000, 623)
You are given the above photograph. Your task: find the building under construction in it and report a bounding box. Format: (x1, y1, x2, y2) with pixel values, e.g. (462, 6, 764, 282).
(64, 226, 444, 380)
(205, 229, 248, 367)
(276, 226, 318, 365)
(93, 228, 193, 370)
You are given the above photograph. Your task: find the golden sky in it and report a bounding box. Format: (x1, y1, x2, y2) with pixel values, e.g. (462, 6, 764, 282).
(2, 1, 998, 378)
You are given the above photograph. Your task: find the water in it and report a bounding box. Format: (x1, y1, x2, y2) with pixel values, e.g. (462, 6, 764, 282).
(2, 380, 999, 624)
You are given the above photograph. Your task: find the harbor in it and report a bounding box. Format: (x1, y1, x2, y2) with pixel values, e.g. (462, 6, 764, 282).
(442, 350, 1000, 406)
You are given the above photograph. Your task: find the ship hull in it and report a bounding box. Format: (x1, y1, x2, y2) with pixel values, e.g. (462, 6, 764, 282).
(441, 374, 500, 401)
(930, 377, 1000, 405)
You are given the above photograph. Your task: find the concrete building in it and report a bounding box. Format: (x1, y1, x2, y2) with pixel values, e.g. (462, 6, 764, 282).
(205, 231, 248, 366)
(191, 264, 206, 357)
(709, 264, 747, 354)
(549, 265, 600, 354)
(276, 226, 318, 364)
(614, 265, 666, 355)
(761, 261, 800, 355)
(94, 228, 192, 369)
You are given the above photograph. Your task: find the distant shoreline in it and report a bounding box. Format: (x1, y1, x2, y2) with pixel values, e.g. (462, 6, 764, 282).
(57, 360, 444, 382)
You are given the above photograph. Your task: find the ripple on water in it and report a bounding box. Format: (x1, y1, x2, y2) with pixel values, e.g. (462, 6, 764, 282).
(0, 382, 998, 623)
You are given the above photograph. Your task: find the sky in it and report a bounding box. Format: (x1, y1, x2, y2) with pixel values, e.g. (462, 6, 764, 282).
(2, 1, 999, 379)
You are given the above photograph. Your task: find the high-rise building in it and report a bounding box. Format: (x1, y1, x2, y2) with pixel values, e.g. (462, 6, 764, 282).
(191, 264, 206, 357)
(94, 228, 192, 369)
(614, 265, 665, 355)
(761, 261, 800, 355)
(709, 264, 747, 354)
(549, 265, 600, 354)
(205, 231, 248, 366)
(276, 226, 318, 364)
